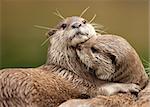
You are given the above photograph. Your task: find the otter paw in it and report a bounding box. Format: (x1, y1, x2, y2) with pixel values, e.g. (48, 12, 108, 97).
(121, 83, 141, 93)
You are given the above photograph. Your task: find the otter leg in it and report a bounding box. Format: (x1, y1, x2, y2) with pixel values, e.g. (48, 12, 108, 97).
(97, 83, 141, 96)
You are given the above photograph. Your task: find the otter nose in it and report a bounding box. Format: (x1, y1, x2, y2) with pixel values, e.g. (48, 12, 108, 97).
(72, 23, 81, 28)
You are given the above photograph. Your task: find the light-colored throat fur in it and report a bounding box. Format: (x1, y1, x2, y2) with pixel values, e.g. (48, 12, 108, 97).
(46, 34, 94, 82)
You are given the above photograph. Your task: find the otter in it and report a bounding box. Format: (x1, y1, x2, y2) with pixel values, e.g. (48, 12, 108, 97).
(0, 15, 141, 107)
(59, 34, 150, 107)
(76, 34, 149, 89)
(42, 16, 141, 96)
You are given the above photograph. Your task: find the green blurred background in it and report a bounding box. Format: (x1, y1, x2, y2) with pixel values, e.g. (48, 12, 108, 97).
(0, 0, 149, 69)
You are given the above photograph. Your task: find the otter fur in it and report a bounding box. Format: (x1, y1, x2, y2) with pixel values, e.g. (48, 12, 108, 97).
(76, 35, 148, 89)
(0, 16, 97, 107)
(0, 68, 82, 107)
(0, 16, 142, 107)
(59, 34, 150, 107)
(59, 80, 150, 107)
(1, 16, 97, 107)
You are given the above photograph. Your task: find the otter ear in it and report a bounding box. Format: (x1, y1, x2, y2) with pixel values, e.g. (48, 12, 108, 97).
(107, 53, 117, 65)
(46, 29, 57, 38)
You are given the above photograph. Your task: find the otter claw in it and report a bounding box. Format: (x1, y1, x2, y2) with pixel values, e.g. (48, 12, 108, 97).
(121, 84, 141, 93)
(129, 84, 141, 93)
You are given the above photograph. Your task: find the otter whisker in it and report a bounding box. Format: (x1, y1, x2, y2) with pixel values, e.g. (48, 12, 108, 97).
(41, 36, 52, 46)
(80, 7, 90, 17)
(101, 28, 108, 33)
(95, 29, 102, 33)
(92, 23, 107, 34)
(93, 26, 102, 30)
(34, 25, 53, 30)
(54, 9, 65, 20)
(95, 29, 106, 34)
(96, 31, 106, 34)
(89, 14, 96, 23)
(91, 23, 104, 29)
(34, 25, 57, 30)
(91, 23, 102, 25)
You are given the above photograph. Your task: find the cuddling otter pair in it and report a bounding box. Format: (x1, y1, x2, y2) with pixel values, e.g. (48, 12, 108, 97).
(0, 15, 149, 107)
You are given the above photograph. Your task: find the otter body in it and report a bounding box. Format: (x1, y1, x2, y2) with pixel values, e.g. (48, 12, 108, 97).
(44, 16, 140, 97)
(0, 16, 141, 107)
(76, 35, 149, 89)
(0, 67, 83, 107)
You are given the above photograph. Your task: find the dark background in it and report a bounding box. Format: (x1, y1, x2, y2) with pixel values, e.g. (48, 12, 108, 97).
(0, 0, 149, 69)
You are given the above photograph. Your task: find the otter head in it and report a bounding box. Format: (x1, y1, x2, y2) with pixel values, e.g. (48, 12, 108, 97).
(76, 35, 116, 81)
(48, 16, 96, 47)
(46, 16, 97, 76)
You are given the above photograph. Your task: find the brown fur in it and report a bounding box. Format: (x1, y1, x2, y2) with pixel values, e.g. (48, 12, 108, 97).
(0, 68, 82, 107)
(0, 17, 142, 107)
(44, 16, 141, 96)
(59, 80, 150, 107)
(76, 35, 148, 89)
(0, 16, 101, 107)
(134, 80, 150, 107)
(0, 16, 98, 107)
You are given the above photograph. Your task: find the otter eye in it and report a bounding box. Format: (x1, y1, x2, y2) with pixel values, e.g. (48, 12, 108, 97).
(91, 47, 98, 53)
(61, 23, 67, 29)
(82, 20, 86, 24)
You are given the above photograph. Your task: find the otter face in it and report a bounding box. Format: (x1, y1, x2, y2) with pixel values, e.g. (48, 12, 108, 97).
(49, 16, 96, 47)
(76, 36, 116, 81)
